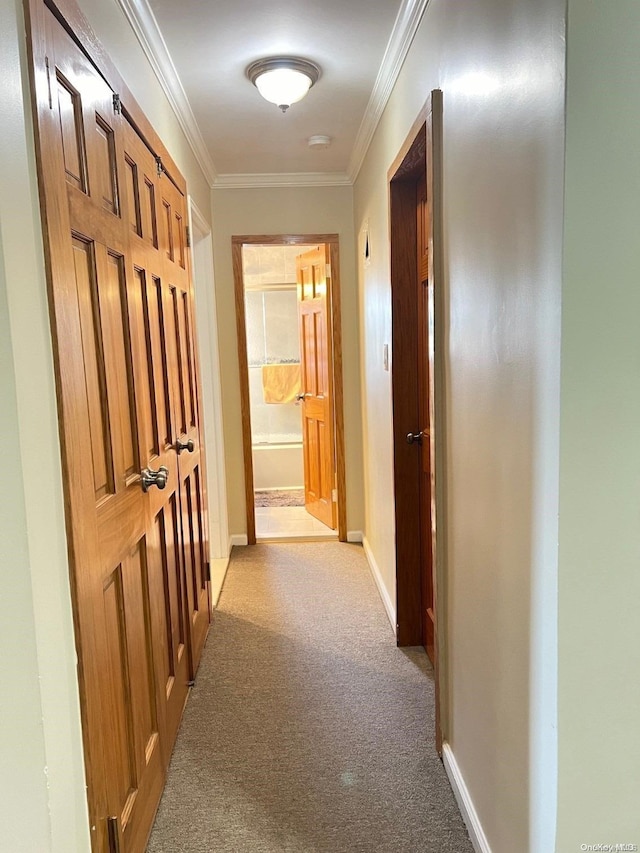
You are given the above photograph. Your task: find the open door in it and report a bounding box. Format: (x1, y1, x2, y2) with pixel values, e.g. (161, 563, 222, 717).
(232, 234, 346, 543)
(296, 245, 337, 530)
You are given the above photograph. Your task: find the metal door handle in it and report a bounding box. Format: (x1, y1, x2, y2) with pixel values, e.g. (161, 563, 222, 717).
(175, 438, 194, 454)
(406, 431, 423, 445)
(140, 466, 168, 491)
(296, 393, 305, 402)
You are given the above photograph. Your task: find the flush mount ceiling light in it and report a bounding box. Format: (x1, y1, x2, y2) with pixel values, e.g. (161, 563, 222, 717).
(308, 135, 331, 149)
(246, 57, 321, 113)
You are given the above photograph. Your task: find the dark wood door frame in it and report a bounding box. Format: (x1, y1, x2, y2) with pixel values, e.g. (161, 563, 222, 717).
(389, 127, 424, 646)
(232, 234, 347, 544)
(388, 91, 446, 750)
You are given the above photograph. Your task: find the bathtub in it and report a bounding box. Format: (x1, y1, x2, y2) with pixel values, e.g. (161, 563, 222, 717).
(252, 442, 304, 490)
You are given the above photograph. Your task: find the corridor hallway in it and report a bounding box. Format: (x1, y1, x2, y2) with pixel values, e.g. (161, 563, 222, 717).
(147, 543, 471, 852)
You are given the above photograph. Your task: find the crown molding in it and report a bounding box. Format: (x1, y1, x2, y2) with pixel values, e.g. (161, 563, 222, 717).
(347, 0, 431, 184)
(213, 172, 352, 189)
(115, 0, 429, 191)
(115, 0, 217, 187)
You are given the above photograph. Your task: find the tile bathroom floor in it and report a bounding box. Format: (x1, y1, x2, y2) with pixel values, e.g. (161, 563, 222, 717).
(254, 505, 337, 541)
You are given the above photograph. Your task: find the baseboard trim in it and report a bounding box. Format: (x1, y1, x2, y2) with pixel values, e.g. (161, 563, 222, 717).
(229, 534, 248, 547)
(346, 530, 363, 543)
(362, 536, 396, 634)
(209, 557, 230, 608)
(442, 743, 492, 853)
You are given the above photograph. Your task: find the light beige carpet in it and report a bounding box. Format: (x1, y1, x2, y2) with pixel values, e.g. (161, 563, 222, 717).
(147, 542, 472, 853)
(254, 489, 305, 507)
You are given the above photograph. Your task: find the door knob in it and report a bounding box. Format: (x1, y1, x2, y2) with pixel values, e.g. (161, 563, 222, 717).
(296, 393, 305, 402)
(140, 466, 168, 492)
(406, 431, 423, 445)
(175, 438, 195, 454)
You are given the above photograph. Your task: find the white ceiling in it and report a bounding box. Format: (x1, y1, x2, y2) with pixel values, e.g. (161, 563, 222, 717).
(121, 0, 425, 185)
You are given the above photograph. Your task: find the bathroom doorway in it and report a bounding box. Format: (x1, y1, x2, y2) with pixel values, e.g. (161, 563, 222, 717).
(232, 235, 346, 543)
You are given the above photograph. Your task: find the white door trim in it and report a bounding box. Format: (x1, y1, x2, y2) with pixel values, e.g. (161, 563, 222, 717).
(188, 197, 230, 558)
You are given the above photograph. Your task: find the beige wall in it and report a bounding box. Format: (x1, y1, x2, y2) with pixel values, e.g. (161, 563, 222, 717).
(353, 0, 565, 850)
(211, 185, 363, 538)
(0, 0, 213, 849)
(557, 1, 640, 847)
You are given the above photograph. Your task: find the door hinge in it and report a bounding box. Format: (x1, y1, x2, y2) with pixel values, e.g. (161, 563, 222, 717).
(112, 93, 122, 115)
(185, 225, 191, 248)
(107, 817, 121, 853)
(332, 488, 337, 503)
(325, 263, 332, 279)
(156, 156, 164, 178)
(205, 560, 211, 582)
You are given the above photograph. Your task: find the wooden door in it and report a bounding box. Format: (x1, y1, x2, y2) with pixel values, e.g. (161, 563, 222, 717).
(26, 3, 209, 850)
(296, 246, 337, 529)
(416, 177, 435, 662)
(120, 122, 202, 754)
(155, 173, 211, 671)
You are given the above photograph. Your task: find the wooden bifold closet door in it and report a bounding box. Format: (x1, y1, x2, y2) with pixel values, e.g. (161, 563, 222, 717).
(25, 1, 210, 850)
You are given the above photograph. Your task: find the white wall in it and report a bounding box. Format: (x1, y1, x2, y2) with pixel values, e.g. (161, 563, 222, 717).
(0, 0, 214, 849)
(353, 0, 565, 850)
(211, 185, 363, 538)
(557, 2, 640, 847)
(190, 204, 230, 559)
